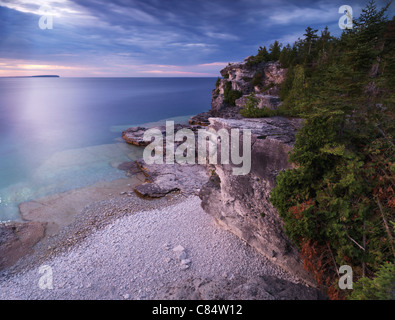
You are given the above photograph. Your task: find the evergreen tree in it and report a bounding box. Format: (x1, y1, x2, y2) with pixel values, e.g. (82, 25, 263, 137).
(279, 44, 292, 67)
(318, 26, 332, 54)
(257, 46, 270, 61)
(263, 1, 395, 299)
(246, 45, 270, 66)
(349, 0, 391, 71)
(350, 263, 395, 300)
(303, 26, 319, 56)
(269, 40, 282, 60)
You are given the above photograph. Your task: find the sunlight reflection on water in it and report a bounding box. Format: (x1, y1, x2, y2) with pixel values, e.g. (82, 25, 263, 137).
(0, 77, 214, 221)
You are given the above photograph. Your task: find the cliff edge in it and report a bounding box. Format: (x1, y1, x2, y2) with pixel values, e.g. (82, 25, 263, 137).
(195, 59, 316, 286)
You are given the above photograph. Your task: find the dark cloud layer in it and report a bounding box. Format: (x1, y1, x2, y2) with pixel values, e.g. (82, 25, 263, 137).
(0, 0, 393, 76)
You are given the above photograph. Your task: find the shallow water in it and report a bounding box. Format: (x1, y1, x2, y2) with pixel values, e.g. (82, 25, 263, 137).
(0, 77, 215, 220)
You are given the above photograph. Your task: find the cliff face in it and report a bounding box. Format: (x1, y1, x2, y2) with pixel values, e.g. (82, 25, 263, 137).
(190, 59, 287, 125)
(121, 58, 316, 286)
(198, 117, 316, 286)
(196, 59, 316, 286)
(220, 59, 286, 92)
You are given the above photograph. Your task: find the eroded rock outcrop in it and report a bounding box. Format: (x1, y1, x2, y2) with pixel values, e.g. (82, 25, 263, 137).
(121, 60, 317, 288)
(198, 117, 316, 286)
(189, 59, 287, 125)
(220, 60, 286, 88)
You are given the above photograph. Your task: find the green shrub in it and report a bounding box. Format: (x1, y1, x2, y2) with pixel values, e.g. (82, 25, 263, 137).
(269, 1, 395, 298)
(349, 263, 395, 300)
(240, 93, 278, 118)
(279, 66, 295, 101)
(251, 71, 263, 87)
(246, 46, 270, 66)
(223, 81, 242, 106)
(261, 82, 275, 93)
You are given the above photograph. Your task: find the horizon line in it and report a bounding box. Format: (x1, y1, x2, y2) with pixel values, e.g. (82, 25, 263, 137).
(0, 75, 219, 78)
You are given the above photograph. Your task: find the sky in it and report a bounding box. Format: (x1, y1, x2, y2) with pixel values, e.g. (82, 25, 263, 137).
(0, 0, 394, 77)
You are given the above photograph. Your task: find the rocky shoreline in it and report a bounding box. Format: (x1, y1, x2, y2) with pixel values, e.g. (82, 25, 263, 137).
(116, 58, 313, 283)
(0, 195, 325, 300)
(0, 58, 325, 300)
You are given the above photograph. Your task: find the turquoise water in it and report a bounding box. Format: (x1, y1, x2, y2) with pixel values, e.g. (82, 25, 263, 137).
(0, 77, 215, 221)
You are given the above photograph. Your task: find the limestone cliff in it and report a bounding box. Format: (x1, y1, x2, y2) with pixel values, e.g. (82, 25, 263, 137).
(190, 58, 287, 125)
(122, 59, 317, 287)
(194, 59, 317, 286)
(198, 117, 316, 286)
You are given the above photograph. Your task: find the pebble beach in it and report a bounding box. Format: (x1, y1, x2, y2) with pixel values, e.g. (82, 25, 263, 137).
(0, 194, 305, 300)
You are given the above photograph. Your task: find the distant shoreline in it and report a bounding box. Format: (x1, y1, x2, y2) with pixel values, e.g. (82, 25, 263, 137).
(0, 75, 60, 78)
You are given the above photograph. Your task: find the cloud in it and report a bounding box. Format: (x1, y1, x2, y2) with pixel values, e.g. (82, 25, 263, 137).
(1, 0, 392, 77)
(106, 3, 159, 24)
(197, 62, 229, 68)
(0, 58, 90, 76)
(143, 70, 213, 76)
(269, 5, 338, 25)
(205, 32, 240, 41)
(0, 0, 84, 17)
(183, 43, 212, 48)
(15, 63, 80, 70)
(276, 31, 305, 45)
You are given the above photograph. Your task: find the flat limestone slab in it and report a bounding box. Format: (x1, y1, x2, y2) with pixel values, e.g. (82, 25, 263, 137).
(134, 160, 208, 199)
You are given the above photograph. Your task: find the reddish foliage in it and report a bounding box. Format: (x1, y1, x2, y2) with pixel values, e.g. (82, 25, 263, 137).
(289, 199, 314, 220)
(300, 239, 346, 300)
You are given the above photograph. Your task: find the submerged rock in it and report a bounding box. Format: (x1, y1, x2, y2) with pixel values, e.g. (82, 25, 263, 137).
(122, 127, 151, 146)
(0, 221, 46, 270)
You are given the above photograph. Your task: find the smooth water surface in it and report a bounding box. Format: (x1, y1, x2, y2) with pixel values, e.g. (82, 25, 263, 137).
(0, 77, 215, 220)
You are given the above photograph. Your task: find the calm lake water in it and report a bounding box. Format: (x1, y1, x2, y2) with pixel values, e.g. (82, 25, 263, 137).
(0, 77, 215, 221)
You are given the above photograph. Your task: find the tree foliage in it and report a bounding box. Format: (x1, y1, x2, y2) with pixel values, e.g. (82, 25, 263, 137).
(240, 93, 279, 117)
(247, 41, 283, 65)
(223, 81, 242, 106)
(350, 262, 395, 300)
(254, 1, 395, 299)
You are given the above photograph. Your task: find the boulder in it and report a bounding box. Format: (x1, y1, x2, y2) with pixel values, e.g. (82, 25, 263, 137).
(122, 127, 152, 146)
(134, 183, 180, 198)
(132, 160, 208, 199)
